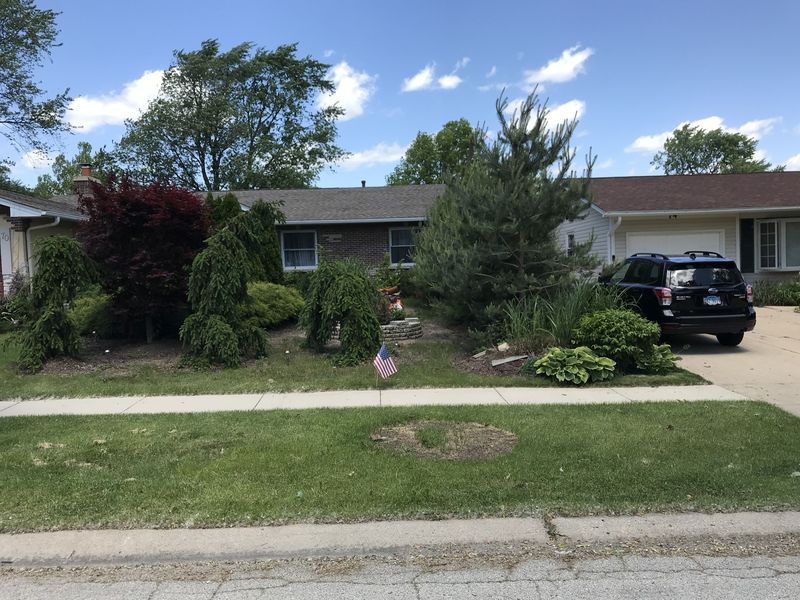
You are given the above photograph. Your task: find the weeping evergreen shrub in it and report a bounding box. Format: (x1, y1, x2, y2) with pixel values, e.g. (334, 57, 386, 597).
(301, 258, 382, 365)
(180, 201, 284, 367)
(12, 236, 91, 372)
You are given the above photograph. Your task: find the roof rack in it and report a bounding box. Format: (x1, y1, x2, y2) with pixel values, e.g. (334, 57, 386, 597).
(683, 251, 724, 259)
(630, 252, 670, 260)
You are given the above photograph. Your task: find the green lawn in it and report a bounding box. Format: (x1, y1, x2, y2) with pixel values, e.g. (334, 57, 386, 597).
(0, 335, 704, 399)
(1, 401, 798, 532)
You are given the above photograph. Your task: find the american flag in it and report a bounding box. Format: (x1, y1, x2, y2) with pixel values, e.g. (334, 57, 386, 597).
(373, 344, 398, 379)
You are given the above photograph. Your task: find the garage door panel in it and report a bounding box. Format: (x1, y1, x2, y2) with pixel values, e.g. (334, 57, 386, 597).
(626, 231, 724, 257)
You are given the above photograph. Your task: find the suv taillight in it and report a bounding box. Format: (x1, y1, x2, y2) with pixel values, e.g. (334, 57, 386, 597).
(654, 287, 672, 307)
(746, 284, 754, 304)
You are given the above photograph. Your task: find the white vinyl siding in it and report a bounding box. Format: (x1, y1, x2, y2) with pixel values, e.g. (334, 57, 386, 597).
(557, 207, 608, 264)
(614, 216, 737, 264)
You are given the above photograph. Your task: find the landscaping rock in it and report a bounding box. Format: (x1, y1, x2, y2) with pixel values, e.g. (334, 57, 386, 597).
(497, 342, 510, 352)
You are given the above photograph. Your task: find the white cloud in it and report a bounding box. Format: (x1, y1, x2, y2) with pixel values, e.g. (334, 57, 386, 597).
(626, 115, 782, 153)
(341, 142, 408, 170)
(785, 154, 800, 171)
(523, 45, 594, 89)
(67, 70, 164, 131)
(403, 58, 469, 92)
(318, 61, 376, 121)
(504, 98, 586, 132)
(595, 158, 614, 170)
(323, 49, 335, 58)
(486, 65, 497, 78)
(20, 150, 52, 170)
(402, 65, 436, 92)
(437, 74, 462, 90)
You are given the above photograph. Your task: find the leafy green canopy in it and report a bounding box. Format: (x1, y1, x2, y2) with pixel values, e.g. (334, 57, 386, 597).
(651, 124, 783, 174)
(301, 259, 382, 366)
(33, 142, 119, 198)
(413, 91, 596, 327)
(181, 200, 285, 367)
(387, 119, 485, 185)
(206, 191, 242, 231)
(118, 40, 345, 191)
(0, 0, 70, 159)
(12, 236, 91, 372)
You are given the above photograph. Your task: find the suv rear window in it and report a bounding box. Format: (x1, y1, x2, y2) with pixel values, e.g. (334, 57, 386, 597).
(667, 263, 743, 288)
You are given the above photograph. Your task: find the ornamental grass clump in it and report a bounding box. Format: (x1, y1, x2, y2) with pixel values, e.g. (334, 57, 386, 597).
(301, 258, 382, 366)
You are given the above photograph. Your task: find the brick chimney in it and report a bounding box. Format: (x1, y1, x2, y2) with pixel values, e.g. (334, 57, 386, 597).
(73, 163, 100, 197)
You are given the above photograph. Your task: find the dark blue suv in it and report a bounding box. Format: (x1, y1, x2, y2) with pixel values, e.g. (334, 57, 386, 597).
(600, 251, 756, 346)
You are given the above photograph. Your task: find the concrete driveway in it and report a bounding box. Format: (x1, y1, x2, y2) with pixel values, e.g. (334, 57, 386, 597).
(670, 306, 800, 417)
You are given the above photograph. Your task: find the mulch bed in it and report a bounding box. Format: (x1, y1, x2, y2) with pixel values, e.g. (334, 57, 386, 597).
(453, 349, 533, 378)
(372, 419, 518, 460)
(40, 339, 182, 375)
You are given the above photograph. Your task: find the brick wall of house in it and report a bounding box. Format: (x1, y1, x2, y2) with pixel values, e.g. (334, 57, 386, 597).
(278, 221, 421, 270)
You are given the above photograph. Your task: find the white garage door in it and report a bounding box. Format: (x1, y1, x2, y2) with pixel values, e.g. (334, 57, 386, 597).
(626, 231, 724, 257)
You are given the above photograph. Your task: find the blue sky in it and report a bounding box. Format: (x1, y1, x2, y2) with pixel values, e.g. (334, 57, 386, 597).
(8, 0, 800, 188)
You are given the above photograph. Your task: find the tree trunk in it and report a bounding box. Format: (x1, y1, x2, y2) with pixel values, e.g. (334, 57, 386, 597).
(145, 315, 154, 344)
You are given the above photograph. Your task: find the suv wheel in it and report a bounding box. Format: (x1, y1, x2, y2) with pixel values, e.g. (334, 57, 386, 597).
(716, 332, 744, 346)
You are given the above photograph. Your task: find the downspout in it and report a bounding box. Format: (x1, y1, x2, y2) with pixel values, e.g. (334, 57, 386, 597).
(25, 217, 61, 279)
(607, 216, 622, 264)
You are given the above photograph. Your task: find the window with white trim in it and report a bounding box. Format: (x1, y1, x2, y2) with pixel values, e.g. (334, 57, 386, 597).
(389, 227, 415, 265)
(759, 221, 778, 269)
(281, 230, 317, 270)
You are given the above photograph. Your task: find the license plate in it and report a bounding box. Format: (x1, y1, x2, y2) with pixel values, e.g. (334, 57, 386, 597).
(703, 295, 722, 306)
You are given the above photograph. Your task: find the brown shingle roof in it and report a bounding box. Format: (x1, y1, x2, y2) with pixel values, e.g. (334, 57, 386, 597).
(217, 184, 446, 223)
(0, 188, 83, 220)
(589, 172, 800, 214)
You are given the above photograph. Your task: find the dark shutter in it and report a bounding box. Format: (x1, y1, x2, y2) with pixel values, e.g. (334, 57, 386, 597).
(739, 219, 754, 273)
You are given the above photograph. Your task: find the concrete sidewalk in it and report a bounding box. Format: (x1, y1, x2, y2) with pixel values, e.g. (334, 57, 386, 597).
(3, 511, 799, 567)
(0, 384, 745, 417)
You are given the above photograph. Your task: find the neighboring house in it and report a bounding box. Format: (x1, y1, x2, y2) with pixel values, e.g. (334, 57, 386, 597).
(221, 183, 445, 272)
(558, 172, 800, 282)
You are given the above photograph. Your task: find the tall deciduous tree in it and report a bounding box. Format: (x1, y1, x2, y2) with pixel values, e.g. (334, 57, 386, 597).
(413, 92, 595, 327)
(117, 40, 345, 191)
(387, 119, 484, 185)
(32, 141, 119, 197)
(652, 124, 783, 174)
(0, 0, 70, 157)
(78, 179, 210, 342)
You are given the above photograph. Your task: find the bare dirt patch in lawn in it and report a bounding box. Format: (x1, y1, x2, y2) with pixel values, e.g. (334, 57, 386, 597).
(373, 419, 517, 460)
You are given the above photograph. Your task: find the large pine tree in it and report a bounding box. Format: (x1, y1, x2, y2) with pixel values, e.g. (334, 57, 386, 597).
(413, 91, 596, 327)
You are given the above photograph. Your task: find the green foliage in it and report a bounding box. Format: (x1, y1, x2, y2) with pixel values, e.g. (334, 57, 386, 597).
(503, 280, 625, 352)
(572, 309, 661, 373)
(526, 346, 616, 386)
(181, 201, 284, 366)
(33, 142, 119, 197)
(387, 119, 485, 185)
(0, 0, 70, 159)
(284, 271, 313, 298)
(652, 124, 782, 175)
(635, 343, 680, 374)
(413, 91, 597, 328)
(117, 40, 345, 191)
(301, 259, 382, 365)
(13, 236, 91, 372)
(373, 253, 402, 289)
(753, 279, 800, 306)
(241, 282, 304, 329)
(68, 285, 112, 338)
(206, 191, 242, 231)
